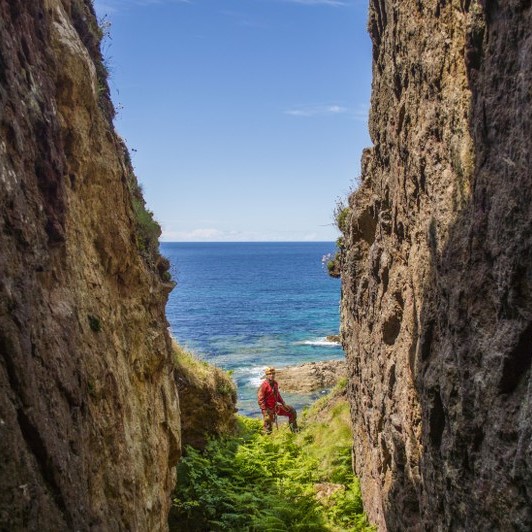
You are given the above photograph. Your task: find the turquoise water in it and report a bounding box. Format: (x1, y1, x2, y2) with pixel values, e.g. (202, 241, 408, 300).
(162, 242, 344, 415)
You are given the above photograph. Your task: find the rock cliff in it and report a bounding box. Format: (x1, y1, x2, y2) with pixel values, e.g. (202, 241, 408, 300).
(172, 342, 237, 450)
(340, 1, 531, 530)
(0, 1, 180, 529)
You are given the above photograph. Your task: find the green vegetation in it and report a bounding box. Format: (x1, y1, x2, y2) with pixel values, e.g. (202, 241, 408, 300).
(88, 314, 101, 332)
(170, 381, 374, 531)
(327, 260, 338, 274)
(335, 207, 351, 234)
(173, 341, 221, 384)
(172, 341, 237, 403)
(323, 199, 351, 278)
(132, 197, 162, 259)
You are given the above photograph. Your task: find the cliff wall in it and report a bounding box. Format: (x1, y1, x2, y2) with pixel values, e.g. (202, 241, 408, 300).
(0, 1, 180, 529)
(341, 0, 531, 530)
(172, 342, 237, 450)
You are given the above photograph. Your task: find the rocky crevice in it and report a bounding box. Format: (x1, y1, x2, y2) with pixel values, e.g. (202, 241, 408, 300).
(341, 1, 531, 530)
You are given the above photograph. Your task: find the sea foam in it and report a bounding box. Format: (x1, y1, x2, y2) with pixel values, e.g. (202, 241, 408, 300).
(294, 337, 341, 347)
(239, 366, 268, 387)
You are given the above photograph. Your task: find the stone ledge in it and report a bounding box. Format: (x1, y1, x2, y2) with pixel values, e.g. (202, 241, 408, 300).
(275, 360, 346, 393)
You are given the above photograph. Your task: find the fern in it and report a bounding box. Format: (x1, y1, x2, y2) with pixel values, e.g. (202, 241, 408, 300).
(170, 410, 375, 531)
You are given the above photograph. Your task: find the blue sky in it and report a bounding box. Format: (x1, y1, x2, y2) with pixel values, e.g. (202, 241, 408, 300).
(93, 0, 372, 241)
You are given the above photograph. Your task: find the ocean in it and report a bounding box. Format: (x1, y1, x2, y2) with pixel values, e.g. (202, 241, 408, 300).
(161, 242, 344, 416)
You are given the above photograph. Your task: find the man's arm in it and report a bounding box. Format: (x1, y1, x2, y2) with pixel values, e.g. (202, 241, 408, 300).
(257, 382, 267, 411)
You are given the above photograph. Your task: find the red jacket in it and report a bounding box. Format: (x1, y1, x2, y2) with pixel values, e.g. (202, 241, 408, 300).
(257, 379, 284, 411)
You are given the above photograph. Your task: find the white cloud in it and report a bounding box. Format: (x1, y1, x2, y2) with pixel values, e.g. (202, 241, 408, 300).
(161, 227, 336, 242)
(162, 228, 268, 242)
(94, 0, 190, 14)
(134, 0, 191, 4)
(219, 10, 270, 29)
(351, 103, 370, 122)
(285, 103, 369, 121)
(285, 104, 348, 117)
(283, 0, 347, 5)
(284, 0, 347, 7)
(163, 228, 225, 241)
(95, 0, 346, 15)
(93, 1, 118, 13)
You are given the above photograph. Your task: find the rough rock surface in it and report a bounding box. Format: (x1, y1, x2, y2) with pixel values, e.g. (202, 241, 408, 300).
(276, 360, 346, 393)
(173, 342, 237, 450)
(340, 1, 531, 530)
(0, 1, 179, 529)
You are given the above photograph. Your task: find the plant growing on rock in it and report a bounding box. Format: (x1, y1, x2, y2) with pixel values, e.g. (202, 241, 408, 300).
(322, 199, 351, 279)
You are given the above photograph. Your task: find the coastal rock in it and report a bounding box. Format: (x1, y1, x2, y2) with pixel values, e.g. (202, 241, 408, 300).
(276, 360, 346, 393)
(340, 1, 531, 530)
(0, 1, 179, 529)
(173, 342, 237, 449)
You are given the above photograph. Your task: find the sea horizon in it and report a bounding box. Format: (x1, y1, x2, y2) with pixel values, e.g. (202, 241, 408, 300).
(160, 240, 337, 244)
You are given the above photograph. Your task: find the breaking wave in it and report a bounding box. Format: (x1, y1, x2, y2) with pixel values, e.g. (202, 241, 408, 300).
(294, 337, 341, 347)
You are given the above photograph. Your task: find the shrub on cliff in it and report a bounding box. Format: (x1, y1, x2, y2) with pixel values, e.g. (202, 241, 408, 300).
(120, 147, 168, 273)
(323, 200, 351, 279)
(132, 197, 162, 259)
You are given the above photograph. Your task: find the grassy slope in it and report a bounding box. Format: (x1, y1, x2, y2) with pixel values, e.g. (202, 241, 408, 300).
(170, 378, 375, 531)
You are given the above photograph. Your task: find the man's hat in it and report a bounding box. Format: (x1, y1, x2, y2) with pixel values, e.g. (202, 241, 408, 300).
(265, 367, 276, 375)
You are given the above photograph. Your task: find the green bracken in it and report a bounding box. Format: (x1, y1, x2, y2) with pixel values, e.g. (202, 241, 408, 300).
(170, 381, 375, 531)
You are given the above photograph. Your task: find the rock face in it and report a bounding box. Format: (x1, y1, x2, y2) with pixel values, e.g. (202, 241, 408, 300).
(0, 1, 179, 529)
(340, 1, 531, 530)
(276, 360, 346, 393)
(173, 342, 237, 450)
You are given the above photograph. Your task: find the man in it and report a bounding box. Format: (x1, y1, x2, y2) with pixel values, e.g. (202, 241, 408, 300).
(257, 367, 298, 433)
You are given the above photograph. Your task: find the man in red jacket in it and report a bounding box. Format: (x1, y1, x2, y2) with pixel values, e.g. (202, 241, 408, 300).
(257, 367, 298, 433)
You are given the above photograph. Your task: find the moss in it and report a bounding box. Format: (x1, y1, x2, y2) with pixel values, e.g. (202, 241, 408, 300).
(217, 382, 235, 396)
(88, 314, 101, 332)
(173, 342, 236, 401)
(172, 341, 217, 385)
